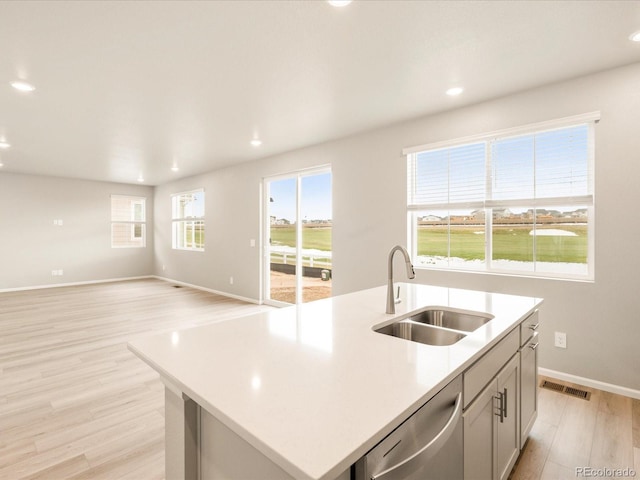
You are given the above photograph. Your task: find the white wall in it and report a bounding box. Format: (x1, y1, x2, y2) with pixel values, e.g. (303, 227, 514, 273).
(0, 173, 154, 290)
(154, 62, 640, 391)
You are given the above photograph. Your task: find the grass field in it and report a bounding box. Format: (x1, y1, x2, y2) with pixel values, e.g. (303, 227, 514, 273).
(270, 224, 587, 264)
(270, 225, 332, 251)
(417, 225, 587, 263)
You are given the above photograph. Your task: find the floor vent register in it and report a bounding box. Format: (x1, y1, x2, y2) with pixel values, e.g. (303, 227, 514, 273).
(540, 379, 592, 401)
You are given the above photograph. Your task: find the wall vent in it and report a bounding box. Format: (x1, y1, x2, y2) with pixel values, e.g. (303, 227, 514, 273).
(540, 379, 591, 401)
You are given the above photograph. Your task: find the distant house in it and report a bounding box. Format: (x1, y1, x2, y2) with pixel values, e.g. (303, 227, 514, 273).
(471, 210, 486, 220)
(493, 208, 512, 219)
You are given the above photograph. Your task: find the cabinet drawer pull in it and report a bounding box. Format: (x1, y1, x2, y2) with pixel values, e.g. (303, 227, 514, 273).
(528, 342, 539, 350)
(527, 322, 540, 330)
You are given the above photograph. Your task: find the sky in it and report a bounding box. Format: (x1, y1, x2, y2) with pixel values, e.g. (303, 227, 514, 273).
(269, 172, 332, 222)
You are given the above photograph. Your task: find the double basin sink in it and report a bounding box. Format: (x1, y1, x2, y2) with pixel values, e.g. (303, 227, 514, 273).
(375, 308, 494, 346)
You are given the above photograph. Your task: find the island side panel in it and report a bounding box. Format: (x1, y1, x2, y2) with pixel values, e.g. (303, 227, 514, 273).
(199, 409, 352, 480)
(199, 409, 296, 479)
(165, 386, 198, 480)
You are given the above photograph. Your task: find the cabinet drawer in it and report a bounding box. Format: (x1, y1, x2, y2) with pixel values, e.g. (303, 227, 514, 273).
(519, 310, 540, 347)
(463, 327, 519, 409)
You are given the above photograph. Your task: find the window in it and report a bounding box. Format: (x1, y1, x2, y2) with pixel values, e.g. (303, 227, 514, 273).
(406, 113, 596, 279)
(172, 189, 205, 251)
(111, 195, 146, 248)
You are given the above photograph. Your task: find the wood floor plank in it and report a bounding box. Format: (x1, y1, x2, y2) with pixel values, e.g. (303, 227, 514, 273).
(539, 459, 575, 480)
(545, 388, 601, 469)
(510, 420, 557, 480)
(535, 376, 567, 427)
(20, 455, 91, 480)
(83, 423, 165, 468)
(590, 396, 634, 470)
(0, 439, 37, 470)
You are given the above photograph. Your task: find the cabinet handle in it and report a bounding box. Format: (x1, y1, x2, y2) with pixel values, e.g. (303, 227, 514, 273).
(528, 341, 539, 350)
(503, 388, 508, 419)
(527, 322, 540, 330)
(494, 392, 504, 423)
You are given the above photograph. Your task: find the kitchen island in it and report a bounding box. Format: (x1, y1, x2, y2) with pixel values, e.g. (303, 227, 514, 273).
(128, 283, 542, 480)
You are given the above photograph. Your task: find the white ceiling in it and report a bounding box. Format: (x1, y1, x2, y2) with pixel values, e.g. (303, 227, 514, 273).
(1, 1, 640, 186)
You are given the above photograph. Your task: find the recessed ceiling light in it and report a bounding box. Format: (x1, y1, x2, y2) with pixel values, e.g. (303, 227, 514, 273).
(250, 139, 262, 147)
(137, 176, 144, 183)
(10, 80, 36, 92)
(629, 31, 640, 42)
(0, 141, 10, 149)
(328, 0, 352, 6)
(446, 87, 464, 96)
(171, 166, 179, 172)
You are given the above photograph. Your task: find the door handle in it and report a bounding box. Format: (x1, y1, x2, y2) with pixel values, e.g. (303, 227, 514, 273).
(371, 393, 463, 480)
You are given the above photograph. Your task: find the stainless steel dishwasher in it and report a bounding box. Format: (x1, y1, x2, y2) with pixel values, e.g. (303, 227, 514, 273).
(355, 375, 463, 480)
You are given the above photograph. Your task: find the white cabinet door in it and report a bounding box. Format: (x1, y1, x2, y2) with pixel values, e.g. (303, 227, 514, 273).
(496, 354, 520, 480)
(464, 353, 520, 480)
(520, 332, 538, 448)
(463, 379, 497, 480)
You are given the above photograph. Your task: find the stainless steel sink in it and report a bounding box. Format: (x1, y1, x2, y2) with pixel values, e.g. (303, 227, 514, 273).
(374, 307, 494, 346)
(375, 320, 466, 346)
(408, 308, 493, 332)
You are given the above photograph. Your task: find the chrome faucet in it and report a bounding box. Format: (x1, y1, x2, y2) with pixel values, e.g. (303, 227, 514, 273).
(386, 245, 416, 314)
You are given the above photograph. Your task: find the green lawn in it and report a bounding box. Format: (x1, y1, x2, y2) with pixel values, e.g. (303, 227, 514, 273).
(417, 225, 587, 263)
(270, 226, 332, 251)
(269, 224, 587, 264)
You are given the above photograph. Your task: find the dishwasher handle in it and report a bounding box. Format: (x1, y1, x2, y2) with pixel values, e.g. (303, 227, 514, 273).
(371, 392, 463, 480)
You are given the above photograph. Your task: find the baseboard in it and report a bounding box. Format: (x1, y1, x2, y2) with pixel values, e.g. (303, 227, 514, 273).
(152, 276, 261, 305)
(0, 275, 154, 293)
(539, 367, 640, 400)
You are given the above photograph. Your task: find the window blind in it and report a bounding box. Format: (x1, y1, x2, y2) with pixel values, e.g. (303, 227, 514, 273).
(409, 123, 593, 209)
(408, 142, 485, 208)
(489, 124, 591, 207)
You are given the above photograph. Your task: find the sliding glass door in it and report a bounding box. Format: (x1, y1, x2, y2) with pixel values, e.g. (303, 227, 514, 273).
(264, 167, 332, 306)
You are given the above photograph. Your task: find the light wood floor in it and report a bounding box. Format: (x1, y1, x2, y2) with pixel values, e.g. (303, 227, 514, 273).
(511, 376, 640, 480)
(0, 278, 270, 480)
(1, 278, 638, 480)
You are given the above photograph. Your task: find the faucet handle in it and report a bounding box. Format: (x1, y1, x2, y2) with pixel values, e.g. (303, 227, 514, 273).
(395, 285, 401, 304)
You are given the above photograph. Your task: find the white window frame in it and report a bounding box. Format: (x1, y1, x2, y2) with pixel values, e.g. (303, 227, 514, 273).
(404, 112, 598, 281)
(130, 199, 144, 241)
(171, 189, 205, 252)
(111, 195, 146, 249)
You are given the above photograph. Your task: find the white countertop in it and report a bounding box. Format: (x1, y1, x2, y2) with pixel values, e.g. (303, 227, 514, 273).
(128, 283, 542, 480)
